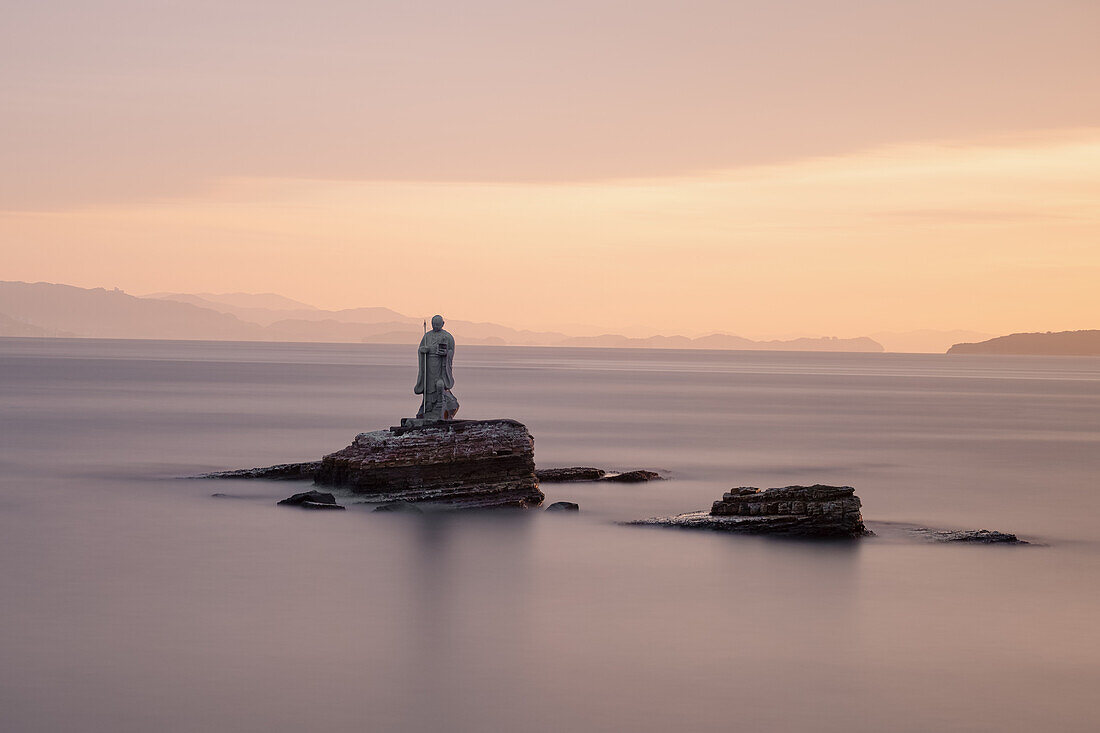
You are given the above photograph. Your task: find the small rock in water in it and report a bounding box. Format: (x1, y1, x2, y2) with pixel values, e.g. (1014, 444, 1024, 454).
(545, 501, 579, 512)
(211, 493, 227, 498)
(910, 528, 1025, 544)
(601, 470, 662, 483)
(278, 490, 338, 507)
(536, 467, 606, 483)
(373, 501, 424, 514)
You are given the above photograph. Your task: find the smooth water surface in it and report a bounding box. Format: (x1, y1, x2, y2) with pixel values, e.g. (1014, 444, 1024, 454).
(1, 338, 1098, 732)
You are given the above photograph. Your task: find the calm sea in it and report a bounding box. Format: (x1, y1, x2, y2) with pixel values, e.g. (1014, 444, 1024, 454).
(1, 338, 1098, 732)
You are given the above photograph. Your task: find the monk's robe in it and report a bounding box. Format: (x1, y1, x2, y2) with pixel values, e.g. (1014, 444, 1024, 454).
(415, 328, 458, 419)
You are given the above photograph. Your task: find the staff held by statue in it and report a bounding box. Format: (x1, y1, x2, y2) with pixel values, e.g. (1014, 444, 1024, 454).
(420, 318, 428, 419)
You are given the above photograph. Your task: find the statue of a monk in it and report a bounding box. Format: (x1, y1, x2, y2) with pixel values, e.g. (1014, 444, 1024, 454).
(415, 315, 459, 420)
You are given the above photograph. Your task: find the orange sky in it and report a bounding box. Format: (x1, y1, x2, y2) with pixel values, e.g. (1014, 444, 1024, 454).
(2, 1, 1098, 337)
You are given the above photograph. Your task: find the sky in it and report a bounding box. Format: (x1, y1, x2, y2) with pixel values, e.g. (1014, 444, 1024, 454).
(2, 0, 1098, 337)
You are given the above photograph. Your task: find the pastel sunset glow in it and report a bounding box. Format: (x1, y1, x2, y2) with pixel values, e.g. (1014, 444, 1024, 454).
(3, 0, 1098, 337)
(4, 5, 1100, 733)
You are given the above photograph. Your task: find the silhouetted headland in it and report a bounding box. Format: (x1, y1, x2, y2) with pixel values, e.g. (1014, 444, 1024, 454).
(948, 330, 1100, 356)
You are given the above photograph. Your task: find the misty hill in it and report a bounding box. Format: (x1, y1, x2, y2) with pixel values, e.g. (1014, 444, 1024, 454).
(144, 292, 414, 327)
(145, 292, 320, 311)
(0, 283, 571, 345)
(0, 312, 71, 337)
(1, 281, 886, 352)
(145, 293, 583, 344)
(0, 282, 264, 340)
(144, 291, 886, 350)
(948, 330, 1100, 356)
(264, 318, 421, 342)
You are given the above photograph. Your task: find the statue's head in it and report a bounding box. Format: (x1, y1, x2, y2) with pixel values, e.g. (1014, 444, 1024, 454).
(431, 315, 444, 331)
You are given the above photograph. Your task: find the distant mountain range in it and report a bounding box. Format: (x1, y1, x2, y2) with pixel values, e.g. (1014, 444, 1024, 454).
(143, 292, 412, 327)
(0, 280, 1008, 353)
(948, 330, 1100, 356)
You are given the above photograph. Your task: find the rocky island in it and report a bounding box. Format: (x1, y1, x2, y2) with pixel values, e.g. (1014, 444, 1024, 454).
(199, 317, 544, 509)
(195, 434, 666, 510)
(626, 484, 869, 538)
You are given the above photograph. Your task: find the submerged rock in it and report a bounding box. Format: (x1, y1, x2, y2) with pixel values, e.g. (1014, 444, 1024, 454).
(909, 528, 1026, 544)
(602, 470, 662, 483)
(536, 467, 606, 483)
(534, 467, 662, 483)
(199, 451, 655, 501)
(545, 501, 580, 512)
(626, 485, 868, 538)
(314, 419, 544, 510)
(278, 490, 339, 507)
(372, 501, 424, 514)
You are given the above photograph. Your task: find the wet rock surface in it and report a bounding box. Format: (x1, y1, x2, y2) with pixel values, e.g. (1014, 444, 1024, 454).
(277, 490, 340, 507)
(315, 419, 544, 509)
(626, 485, 868, 538)
(601, 470, 662, 483)
(545, 501, 580, 512)
(909, 528, 1026, 544)
(536, 467, 606, 483)
(196, 456, 658, 505)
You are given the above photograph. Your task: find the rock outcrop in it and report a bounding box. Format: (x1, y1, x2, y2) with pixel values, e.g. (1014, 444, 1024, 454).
(197, 462, 321, 480)
(626, 485, 868, 538)
(199, 460, 659, 488)
(602, 470, 662, 483)
(545, 501, 579, 512)
(314, 419, 544, 509)
(190, 425, 674, 509)
(536, 467, 606, 483)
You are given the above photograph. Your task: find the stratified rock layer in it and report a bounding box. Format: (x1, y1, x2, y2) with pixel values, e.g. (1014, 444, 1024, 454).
(711, 485, 861, 519)
(908, 528, 1026, 544)
(314, 419, 544, 509)
(627, 485, 867, 537)
(197, 462, 322, 480)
